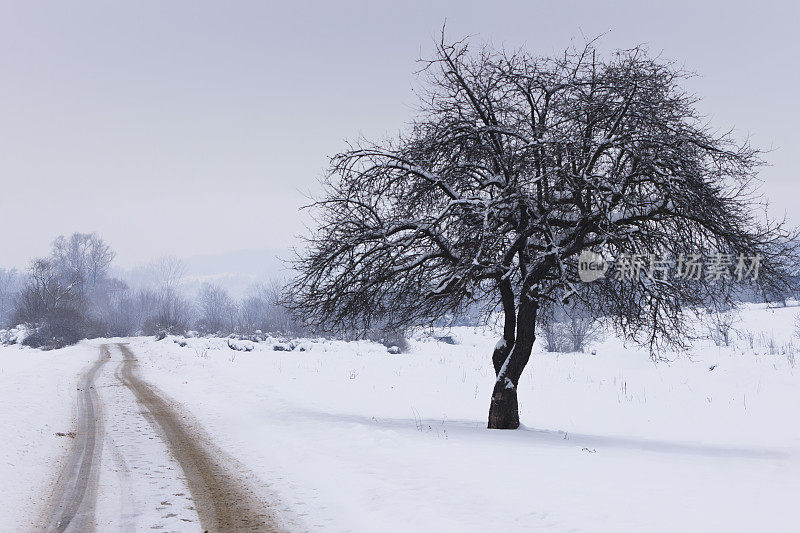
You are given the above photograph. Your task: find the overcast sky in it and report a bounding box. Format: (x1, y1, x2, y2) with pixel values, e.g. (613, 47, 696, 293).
(1, 0, 798, 269)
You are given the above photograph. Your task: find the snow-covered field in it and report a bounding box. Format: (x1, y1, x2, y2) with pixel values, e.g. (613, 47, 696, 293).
(2, 302, 799, 531)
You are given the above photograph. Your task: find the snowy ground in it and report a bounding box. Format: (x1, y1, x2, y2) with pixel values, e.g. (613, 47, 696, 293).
(2, 302, 799, 531)
(0, 343, 96, 530)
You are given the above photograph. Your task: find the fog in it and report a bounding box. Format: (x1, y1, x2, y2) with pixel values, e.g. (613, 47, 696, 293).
(0, 0, 797, 273)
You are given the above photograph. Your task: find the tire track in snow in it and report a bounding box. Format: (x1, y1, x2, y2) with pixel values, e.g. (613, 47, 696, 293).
(99, 350, 198, 531)
(116, 343, 283, 532)
(44, 345, 109, 532)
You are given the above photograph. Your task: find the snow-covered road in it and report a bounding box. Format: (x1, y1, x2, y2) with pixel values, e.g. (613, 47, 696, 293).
(43, 343, 283, 532)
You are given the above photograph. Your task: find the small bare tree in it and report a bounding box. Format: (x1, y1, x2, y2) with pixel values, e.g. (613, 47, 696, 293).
(89, 278, 137, 337)
(706, 306, 739, 347)
(289, 35, 799, 429)
(196, 283, 237, 335)
(142, 287, 194, 337)
(238, 285, 275, 335)
(13, 258, 86, 347)
(148, 256, 187, 292)
(128, 256, 193, 337)
(0, 268, 24, 327)
(541, 300, 604, 353)
(238, 280, 304, 336)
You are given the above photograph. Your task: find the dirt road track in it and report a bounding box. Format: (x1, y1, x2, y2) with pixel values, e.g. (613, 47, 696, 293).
(43, 344, 284, 532)
(116, 343, 281, 532)
(45, 345, 109, 532)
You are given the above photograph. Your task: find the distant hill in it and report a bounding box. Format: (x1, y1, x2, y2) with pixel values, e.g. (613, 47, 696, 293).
(181, 248, 291, 298)
(115, 247, 292, 300)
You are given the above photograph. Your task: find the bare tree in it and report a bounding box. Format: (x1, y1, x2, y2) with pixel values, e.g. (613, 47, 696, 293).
(130, 288, 160, 333)
(238, 280, 302, 336)
(142, 287, 194, 337)
(89, 278, 136, 337)
(238, 293, 269, 335)
(289, 35, 799, 429)
(6, 233, 154, 344)
(0, 268, 24, 327)
(705, 305, 740, 347)
(13, 258, 86, 347)
(149, 256, 187, 292)
(540, 300, 603, 353)
(136, 256, 192, 337)
(51, 232, 115, 286)
(196, 283, 237, 335)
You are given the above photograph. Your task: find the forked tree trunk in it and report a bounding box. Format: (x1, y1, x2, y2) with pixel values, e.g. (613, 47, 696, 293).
(488, 297, 537, 429)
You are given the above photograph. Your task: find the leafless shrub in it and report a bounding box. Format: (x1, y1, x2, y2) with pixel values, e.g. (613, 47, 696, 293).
(540, 319, 569, 353)
(14, 258, 87, 348)
(194, 346, 209, 358)
(365, 326, 410, 353)
(540, 301, 603, 353)
(706, 307, 739, 347)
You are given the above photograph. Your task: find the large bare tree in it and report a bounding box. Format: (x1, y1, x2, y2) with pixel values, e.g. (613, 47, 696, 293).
(289, 36, 798, 429)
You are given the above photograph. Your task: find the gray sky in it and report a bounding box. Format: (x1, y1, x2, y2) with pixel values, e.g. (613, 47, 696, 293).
(1, 0, 798, 269)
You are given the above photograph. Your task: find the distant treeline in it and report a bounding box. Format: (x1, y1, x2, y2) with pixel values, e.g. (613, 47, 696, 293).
(1, 233, 795, 350)
(0, 233, 303, 349)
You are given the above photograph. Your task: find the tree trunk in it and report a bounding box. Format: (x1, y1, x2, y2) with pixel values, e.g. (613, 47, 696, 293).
(488, 296, 537, 429)
(488, 379, 520, 429)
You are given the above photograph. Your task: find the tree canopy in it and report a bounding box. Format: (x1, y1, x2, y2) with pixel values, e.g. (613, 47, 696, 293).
(289, 35, 799, 428)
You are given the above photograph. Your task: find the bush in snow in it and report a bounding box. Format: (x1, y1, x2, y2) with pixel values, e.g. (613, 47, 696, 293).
(539, 301, 603, 353)
(0, 325, 30, 345)
(705, 307, 739, 347)
(227, 339, 254, 352)
(366, 327, 410, 354)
